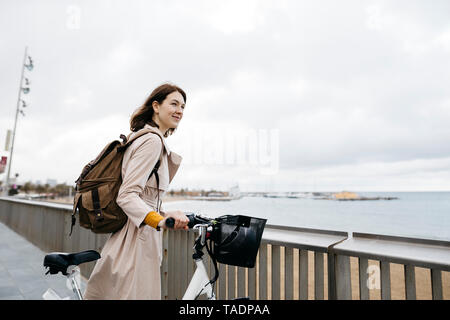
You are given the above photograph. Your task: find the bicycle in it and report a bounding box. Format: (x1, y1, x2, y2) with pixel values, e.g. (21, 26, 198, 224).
(42, 213, 266, 300)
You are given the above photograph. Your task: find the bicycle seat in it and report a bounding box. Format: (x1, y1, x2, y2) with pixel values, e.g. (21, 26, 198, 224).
(44, 250, 100, 275)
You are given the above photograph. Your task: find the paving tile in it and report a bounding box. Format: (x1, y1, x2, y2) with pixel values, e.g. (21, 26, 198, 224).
(0, 277, 14, 287)
(0, 269, 11, 279)
(0, 286, 23, 298)
(0, 222, 89, 300)
(22, 286, 49, 300)
(0, 249, 18, 261)
(7, 270, 39, 284)
(0, 295, 25, 300)
(31, 264, 48, 276)
(17, 278, 48, 294)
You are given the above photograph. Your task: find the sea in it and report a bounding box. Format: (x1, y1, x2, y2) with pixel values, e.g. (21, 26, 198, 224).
(163, 192, 450, 242)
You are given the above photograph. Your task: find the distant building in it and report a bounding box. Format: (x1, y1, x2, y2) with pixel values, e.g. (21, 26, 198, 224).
(0, 156, 7, 174)
(333, 191, 359, 200)
(229, 184, 240, 198)
(46, 179, 57, 187)
(208, 192, 226, 197)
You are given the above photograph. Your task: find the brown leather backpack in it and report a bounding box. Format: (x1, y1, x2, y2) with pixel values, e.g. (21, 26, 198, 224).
(71, 128, 163, 235)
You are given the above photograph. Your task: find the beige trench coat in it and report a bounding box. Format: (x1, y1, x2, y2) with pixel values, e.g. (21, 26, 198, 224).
(83, 124, 182, 300)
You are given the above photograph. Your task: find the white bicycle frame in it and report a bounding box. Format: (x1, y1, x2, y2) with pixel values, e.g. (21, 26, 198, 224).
(182, 256, 215, 300)
(43, 265, 83, 300)
(182, 223, 216, 300)
(43, 224, 217, 300)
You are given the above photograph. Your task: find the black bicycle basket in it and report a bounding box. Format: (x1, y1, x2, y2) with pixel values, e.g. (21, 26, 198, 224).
(210, 215, 267, 268)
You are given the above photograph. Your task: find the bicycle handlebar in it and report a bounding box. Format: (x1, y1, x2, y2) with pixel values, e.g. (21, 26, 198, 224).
(164, 213, 212, 229)
(165, 217, 176, 228)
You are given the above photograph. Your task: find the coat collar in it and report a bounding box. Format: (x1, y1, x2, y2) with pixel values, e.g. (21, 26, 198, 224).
(130, 124, 182, 183)
(143, 124, 171, 155)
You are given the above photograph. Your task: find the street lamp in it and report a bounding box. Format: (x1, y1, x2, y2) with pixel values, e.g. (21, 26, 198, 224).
(4, 46, 34, 195)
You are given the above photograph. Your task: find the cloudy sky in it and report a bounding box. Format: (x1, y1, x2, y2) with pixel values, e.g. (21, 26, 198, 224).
(1, 0, 450, 192)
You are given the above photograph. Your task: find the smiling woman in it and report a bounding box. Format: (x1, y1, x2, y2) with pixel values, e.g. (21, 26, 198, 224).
(83, 82, 189, 300)
(130, 83, 187, 137)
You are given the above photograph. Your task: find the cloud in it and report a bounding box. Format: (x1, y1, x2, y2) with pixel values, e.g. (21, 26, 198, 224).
(1, 0, 450, 191)
(199, 0, 267, 35)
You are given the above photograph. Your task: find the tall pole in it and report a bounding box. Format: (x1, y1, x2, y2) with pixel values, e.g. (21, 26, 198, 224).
(5, 46, 28, 194)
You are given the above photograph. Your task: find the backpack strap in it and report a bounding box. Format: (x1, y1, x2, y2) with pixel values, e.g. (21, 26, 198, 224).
(114, 129, 166, 214)
(154, 164, 161, 213)
(124, 128, 155, 146)
(122, 128, 165, 212)
(117, 128, 154, 152)
(92, 188, 104, 222)
(148, 143, 164, 213)
(70, 194, 81, 236)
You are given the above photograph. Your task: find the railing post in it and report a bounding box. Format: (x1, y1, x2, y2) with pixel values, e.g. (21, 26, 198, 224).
(335, 254, 352, 299)
(327, 236, 349, 300)
(218, 263, 226, 299)
(259, 243, 268, 300)
(404, 264, 416, 300)
(314, 252, 324, 300)
(284, 246, 294, 300)
(237, 267, 246, 298)
(248, 258, 257, 299)
(358, 258, 370, 300)
(228, 265, 236, 299)
(431, 269, 443, 300)
(271, 245, 281, 300)
(299, 249, 309, 300)
(162, 229, 171, 299)
(174, 230, 181, 298)
(327, 251, 337, 300)
(380, 261, 391, 300)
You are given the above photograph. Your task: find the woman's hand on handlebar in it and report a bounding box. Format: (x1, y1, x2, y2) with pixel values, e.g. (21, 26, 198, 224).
(158, 210, 189, 230)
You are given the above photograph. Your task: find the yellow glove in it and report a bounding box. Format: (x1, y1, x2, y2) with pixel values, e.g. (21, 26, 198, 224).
(144, 211, 164, 230)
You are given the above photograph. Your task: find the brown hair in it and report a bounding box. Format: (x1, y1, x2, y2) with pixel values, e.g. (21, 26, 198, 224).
(130, 83, 187, 137)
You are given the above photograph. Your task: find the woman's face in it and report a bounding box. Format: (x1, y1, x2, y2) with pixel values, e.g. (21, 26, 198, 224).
(152, 91, 185, 132)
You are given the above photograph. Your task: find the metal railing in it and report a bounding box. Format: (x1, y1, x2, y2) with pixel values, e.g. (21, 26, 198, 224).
(162, 227, 449, 300)
(1, 197, 449, 300)
(331, 232, 450, 300)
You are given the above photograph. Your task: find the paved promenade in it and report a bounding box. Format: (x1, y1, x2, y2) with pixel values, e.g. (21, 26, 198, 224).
(0, 221, 87, 300)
